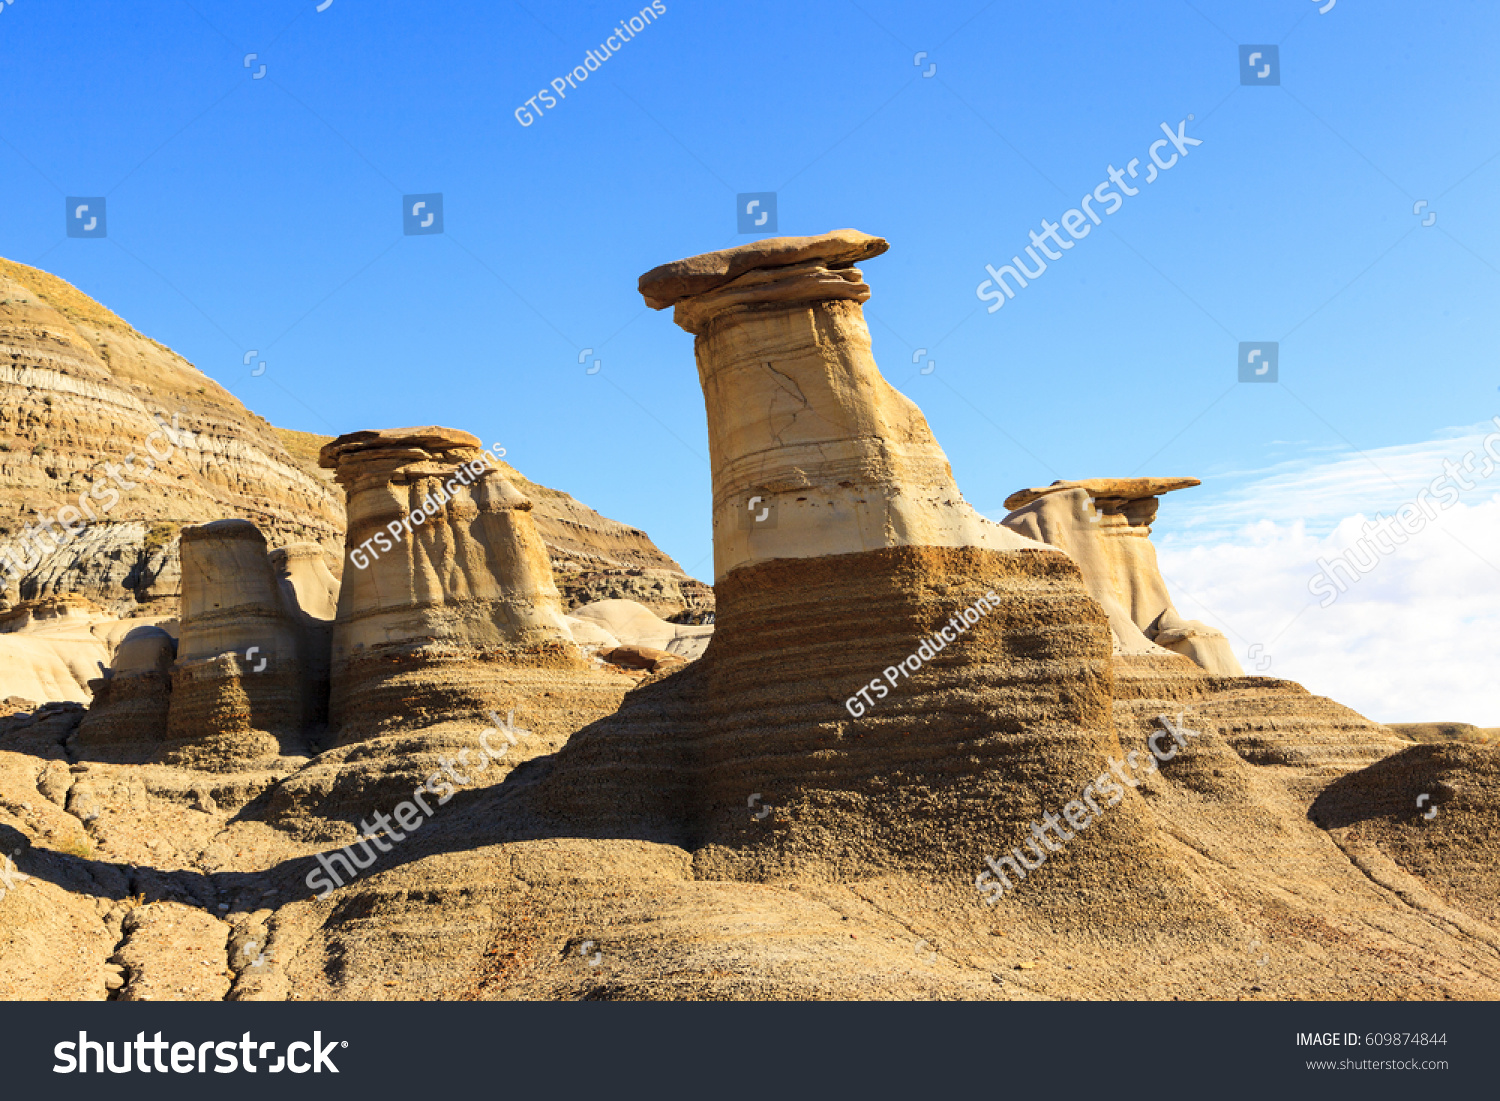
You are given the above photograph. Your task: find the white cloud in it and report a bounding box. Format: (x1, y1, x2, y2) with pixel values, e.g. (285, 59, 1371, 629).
(1155, 425, 1500, 726)
(1176, 416, 1500, 540)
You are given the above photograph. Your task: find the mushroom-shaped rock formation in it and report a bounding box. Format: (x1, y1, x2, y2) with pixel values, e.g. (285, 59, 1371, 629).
(321, 428, 573, 658)
(519, 231, 1213, 916)
(638, 229, 1049, 582)
(270, 427, 634, 820)
(1000, 478, 1244, 676)
(1002, 481, 1403, 783)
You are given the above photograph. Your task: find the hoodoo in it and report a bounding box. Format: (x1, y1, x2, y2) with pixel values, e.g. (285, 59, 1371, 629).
(530, 231, 1196, 904)
(638, 229, 1046, 581)
(268, 427, 632, 817)
(163, 519, 318, 765)
(1001, 477, 1243, 675)
(318, 427, 577, 739)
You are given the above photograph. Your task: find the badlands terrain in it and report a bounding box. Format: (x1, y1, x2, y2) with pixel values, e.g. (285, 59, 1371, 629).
(0, 232, 1494, 1001)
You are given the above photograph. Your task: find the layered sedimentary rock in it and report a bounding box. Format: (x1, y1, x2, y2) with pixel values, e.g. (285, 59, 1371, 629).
(521, 231, 1205, 908)
(1002, 478, 1243, 675)
(1110, 654, 1405, 801)
(161, 520, 314, 765)
(639, 229, 1046, 582)
(1313, 743, 1499, 926)
(270, 542, 338, 727)
(321, 427, 575, 739)
(72, 625, 176, 758)
(0, 259, 343, 616)
(275, 427, 634, 818)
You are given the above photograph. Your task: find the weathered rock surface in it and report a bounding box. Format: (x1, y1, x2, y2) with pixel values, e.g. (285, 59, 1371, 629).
(640, 230, 1048, 582)
(0, 259, 344, 616)
(1002, 479, 1243, 674)
(1313, 742, 1499, 926)
(157, 520, 321, 768)
(264, 427, 635, 820)
(569, 598, 713, 660)
(0, 240, 1493, 1008)
(72, 624, 176, 757)
(0, 595, 167, 705)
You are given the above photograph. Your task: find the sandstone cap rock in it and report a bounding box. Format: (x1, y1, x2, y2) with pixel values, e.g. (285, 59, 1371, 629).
(638, 229, 889, 309)
(318, 426, 481, 468)
(1003, 477, 1201, 512)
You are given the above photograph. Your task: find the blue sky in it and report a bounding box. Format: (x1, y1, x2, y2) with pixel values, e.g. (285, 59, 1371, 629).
(3, 0, 1498, 720)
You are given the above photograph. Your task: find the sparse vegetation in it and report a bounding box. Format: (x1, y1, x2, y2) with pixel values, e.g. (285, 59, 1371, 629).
(144, 523, 180, 554)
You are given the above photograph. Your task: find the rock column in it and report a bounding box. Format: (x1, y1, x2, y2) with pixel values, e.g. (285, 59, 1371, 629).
(638, 229, 1044, 583)
(1001, 478, 1244, 676)
(164, 519, 310, 765)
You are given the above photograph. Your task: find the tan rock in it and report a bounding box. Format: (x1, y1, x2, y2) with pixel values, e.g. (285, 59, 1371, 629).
(109, 625, 176, 676)
(321, 428, 573, 661)
(638, 229, 890, 309)
(270, 543, 339, 623)
(0, 259, 343, 616)
(73, 625, 177, 759)
(1003, 477, 1201, 512)
(0, 597, 125, 705)
(639, 230, 1049, 582)
(598, 644, 686, 673)
(161, 520, 317, 766)
(569, 598, 712, 660)
(271, 426, 634, 817)
(1000, 481, 1242, 675)
(270, 542, 338, 727)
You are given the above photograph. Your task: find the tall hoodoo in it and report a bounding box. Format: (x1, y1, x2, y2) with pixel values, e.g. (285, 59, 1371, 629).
(529, 231, 1190, 897)
(638, 229, 1046, 582)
